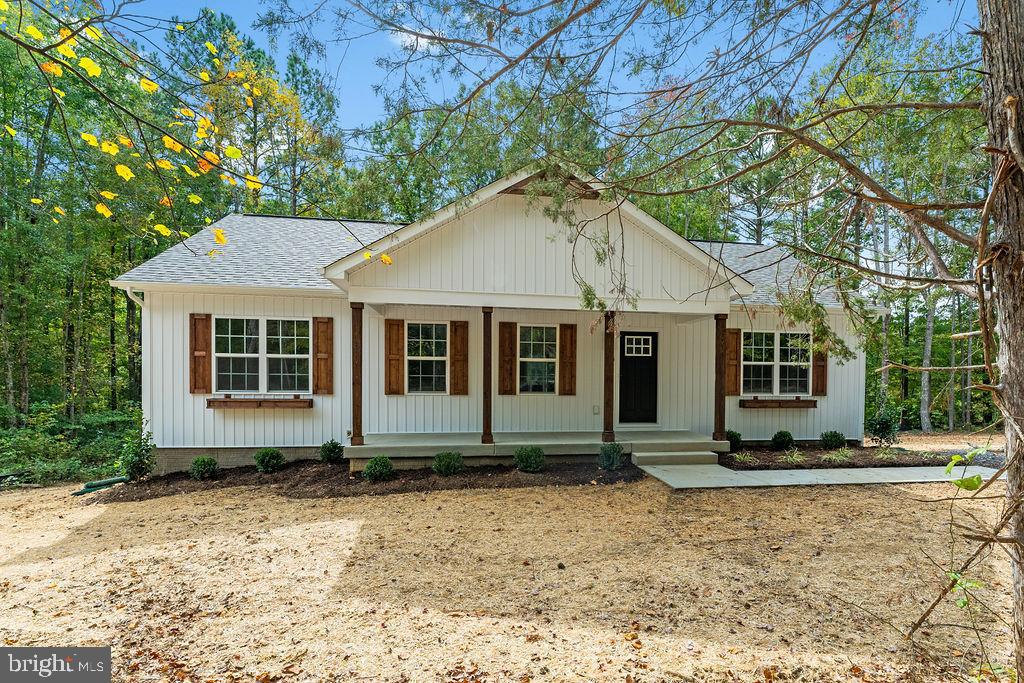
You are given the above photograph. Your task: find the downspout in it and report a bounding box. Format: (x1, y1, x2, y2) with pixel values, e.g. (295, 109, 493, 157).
(124, 287, 145, 308)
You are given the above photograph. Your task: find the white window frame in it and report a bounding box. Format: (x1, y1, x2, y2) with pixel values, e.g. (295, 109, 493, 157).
(516, 323, 559, 395)
(623, 334, 653, 357)
(405, 321, 449, 395)
(212, 315, 313, 395)
(740, 330, 812, 397)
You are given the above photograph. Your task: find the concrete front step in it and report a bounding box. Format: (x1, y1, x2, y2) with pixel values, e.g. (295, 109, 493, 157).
(626, 439, 730, 453)
(631, 451, 719, 466)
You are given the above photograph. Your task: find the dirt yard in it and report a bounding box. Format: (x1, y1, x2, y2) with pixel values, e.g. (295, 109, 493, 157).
(0, 476, 1014, 682)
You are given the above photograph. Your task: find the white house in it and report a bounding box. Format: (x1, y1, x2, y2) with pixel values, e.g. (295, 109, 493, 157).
(111, 168, 866, 473)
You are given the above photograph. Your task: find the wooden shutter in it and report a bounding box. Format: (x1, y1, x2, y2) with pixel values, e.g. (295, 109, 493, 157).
(385, 319, 405, 395)
(724, 328, 741, 396)
(498, 321, 517, 395)
(812, 348, 828, 396)
(558, 323, 577, 395)
(189, 313, 212, 394)
(312, 317, 334, 395)
(450, 321, 469, 395)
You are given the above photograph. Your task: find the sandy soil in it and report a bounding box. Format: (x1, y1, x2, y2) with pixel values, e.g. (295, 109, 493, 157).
(895, 430, 1005, 454)
(0, 477, 1014, 682)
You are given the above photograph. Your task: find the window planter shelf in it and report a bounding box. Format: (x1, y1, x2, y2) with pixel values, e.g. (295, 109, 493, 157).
(207, 396, 313, 409)
(739, 398, 817, 409)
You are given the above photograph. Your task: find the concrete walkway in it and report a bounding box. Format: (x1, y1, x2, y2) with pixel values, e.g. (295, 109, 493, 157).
(640, 464, 1003, 489)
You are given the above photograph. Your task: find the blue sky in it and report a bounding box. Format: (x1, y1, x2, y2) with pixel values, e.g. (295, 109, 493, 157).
(132, 0, 978, 134)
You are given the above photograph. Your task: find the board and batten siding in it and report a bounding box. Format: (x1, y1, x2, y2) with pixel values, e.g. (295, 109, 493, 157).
(350, 194, 732, 307)
(723, 308, 866, 441)
(142, 291, 351, 449)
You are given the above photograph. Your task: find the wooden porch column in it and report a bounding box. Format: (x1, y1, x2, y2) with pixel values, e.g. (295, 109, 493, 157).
(713, 313, 727, 441)
(481, 307, 494, 444)
(602, 311, 615, 443)
(350, 302, 364, 446)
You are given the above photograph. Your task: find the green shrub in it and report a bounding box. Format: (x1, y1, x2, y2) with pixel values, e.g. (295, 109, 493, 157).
(254, 447, 286, 473)
(875, 447, 897, 462)
(597, 442, 623, 471)
(821, 447, 852, 465)
(320, 439, 345, 464)
(780, 448, 805, 465)
(820, 430, 846, 449)
(514, 446, 545, 473)
(432, 451, 464, 476)
(725, 430, 742, 453)
(866, 405, 900, 447)
(771, 430, 795, 451)
(118, 427, 155, 481)
(189, 456, 219, 480)
(733, 451, 760, 465)
(363, 455, 394, 481)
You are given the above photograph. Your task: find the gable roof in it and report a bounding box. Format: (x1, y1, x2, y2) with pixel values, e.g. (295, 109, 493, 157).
(691, 240, 842, 307)
(112, 213, 402, 291)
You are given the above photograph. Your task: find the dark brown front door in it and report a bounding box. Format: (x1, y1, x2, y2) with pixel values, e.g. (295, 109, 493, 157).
(619, 332, 657, 423)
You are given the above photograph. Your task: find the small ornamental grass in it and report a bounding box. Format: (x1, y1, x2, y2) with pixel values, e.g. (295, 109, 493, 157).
(733, 451, 760, 466)
(363, 455, 394, 482)
(820, 430, 846, 450)
(820, 447, 852, 465)
(874, 447, 898, 463)
(253, 447, 286, 473)
(780, 448, 805, 466)
(771, 430, 795, 451)
(432, 451, 465, 476)
(597, 442, 623, 471)
(725, 430, 742, 453)
(514, 446, 546, 473)
(189, 456, 219, 480)
(320, 439, 345, 464)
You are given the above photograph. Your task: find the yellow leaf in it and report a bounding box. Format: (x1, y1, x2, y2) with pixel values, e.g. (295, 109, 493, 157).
(182, 165, 199, 178)
(162, 135, 183, 153)
(139, 78, 159, 94)
(40, 62, 63, 77)
(158, 195, 172, 207)
(244, 175, 263, 190)
(223, 145, 242, 159)
(245, 96, 253, 108)
(213, 58, 221, 67)
(4, 125, 15, 137)
(30, 198, 43, 204)
(206, 249, 223, 258)
(199, 71, 210, 82)
(204, 41, 218, 55)
(78, 57, 101, 77)
(381, 253, 393, 266)
(0, 0, 10, 11)
(187, 194, 202, 204)
(202, 150, 221, 165)
(50, 86, 65, 98)
(179, 107, 195, 118)
(153, 223, 172, 237)
(212, 228, 227, 245)
(116, 134, 133, 147)
(54, 206, 65, 215)
(363, 251, 371, 260)
(56, 43, 76, 60)
(115, 164, 135, 181)
(80, 132, 98, 147)
(220, 173, 237, 186)
(58, 28, 77, 46)
(52, 217, 59, 224)
(175, 24, 185, 31)
(252, 87, 262, 97)
(95, 202, 112, 218)
(156, 159, 175, 170)
(100, 140, 119, 156)
(24, 25, 45, 42)
(84, 26, 102, 40)
(99, 190, 117, 200)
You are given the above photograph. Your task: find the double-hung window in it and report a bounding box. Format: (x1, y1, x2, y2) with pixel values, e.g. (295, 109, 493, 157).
(213, 317, 312, 393)
(407, 322, 448, 393)
(741, 331, 811, 396)
(518, 325, 557, 394)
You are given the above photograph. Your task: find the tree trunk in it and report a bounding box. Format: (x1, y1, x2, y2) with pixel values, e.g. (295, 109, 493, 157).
(901, 288, 911, 428)
(977, 0, 1024, 671)
(920, 295, 934, 433)
(948, 297, 956, 432)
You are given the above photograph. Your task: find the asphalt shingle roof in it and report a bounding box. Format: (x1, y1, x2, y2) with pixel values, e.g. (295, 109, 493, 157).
(691, 240, 842, 307)
(115, 214, 403, 290)
(116, 215, 838, 306)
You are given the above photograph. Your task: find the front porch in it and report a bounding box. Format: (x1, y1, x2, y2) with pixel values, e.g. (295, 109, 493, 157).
(345, 429, 730, 470)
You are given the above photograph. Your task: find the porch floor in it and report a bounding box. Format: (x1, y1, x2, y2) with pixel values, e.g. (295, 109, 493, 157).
(346, 430, 729, 464)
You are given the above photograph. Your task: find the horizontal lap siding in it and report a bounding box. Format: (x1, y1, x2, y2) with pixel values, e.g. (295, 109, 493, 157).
(350, 195, 730, 306)
(144, 291, 350, 449)
(724, 309, 865, 441)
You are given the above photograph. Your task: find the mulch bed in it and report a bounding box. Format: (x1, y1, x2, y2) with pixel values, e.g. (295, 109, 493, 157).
(720, 445, 950, 471)
(91, 459, 644, 504)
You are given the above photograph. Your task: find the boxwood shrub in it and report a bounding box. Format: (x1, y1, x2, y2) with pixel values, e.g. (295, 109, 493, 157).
(771, 430, 795, 451)
(320, 439, 345, 464)
(725, 429, 742, 453)
(820, 430, 846, 450)
(432, 451, 464, 476)
(514, 446, 546, 473)
(253, 447, 286, 473)
(597, 442, 623, 471)
(189, 456, 219, 481)
(363, 455, 394, 482)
